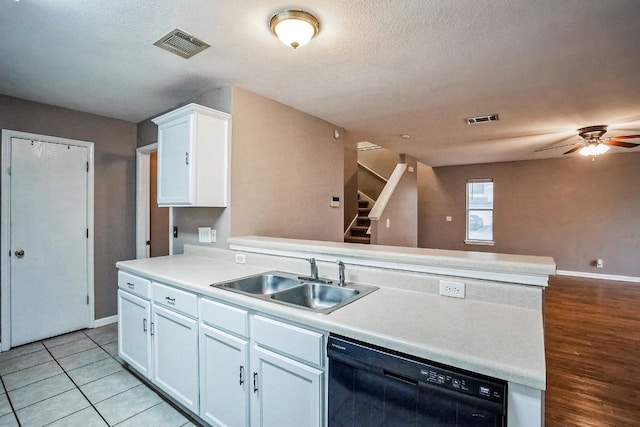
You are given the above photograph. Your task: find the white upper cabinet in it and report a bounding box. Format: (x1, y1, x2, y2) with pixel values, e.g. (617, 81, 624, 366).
(152, 103, 230, 207)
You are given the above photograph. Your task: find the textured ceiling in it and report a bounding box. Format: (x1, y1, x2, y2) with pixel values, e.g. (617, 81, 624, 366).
(1, 0, 639, 166)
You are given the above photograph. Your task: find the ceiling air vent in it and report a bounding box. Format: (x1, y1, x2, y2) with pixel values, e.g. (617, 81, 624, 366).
(465, 114, 499, 125)
(154, 29, 210, 59)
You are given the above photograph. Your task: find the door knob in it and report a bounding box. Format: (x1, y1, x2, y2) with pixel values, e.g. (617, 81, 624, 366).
(14, 249, 25, 258)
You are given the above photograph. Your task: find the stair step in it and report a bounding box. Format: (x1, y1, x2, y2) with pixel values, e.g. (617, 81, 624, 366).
(351, 225, 369, 233)
(356, 216, 371, 226)
(358, 200, 369, 208)
(358, 207, 371, 214)
(345, 236, 371, 244)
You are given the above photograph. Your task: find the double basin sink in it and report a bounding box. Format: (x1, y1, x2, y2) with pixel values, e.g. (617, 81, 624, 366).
(212, 272, 378, 314)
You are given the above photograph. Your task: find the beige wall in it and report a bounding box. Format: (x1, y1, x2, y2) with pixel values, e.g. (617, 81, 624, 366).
(418, 152, 640, 277)
(1, 95, 137, 319)
(230, 87, 344, 242)
(371, 156, 418, 247)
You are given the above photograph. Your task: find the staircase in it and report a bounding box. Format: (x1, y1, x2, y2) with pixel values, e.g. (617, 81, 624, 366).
(345, 199, 371, 244)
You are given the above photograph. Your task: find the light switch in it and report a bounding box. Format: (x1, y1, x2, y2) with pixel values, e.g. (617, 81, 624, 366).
(198, 227, 212, 243)
(446, 216, 452, 222)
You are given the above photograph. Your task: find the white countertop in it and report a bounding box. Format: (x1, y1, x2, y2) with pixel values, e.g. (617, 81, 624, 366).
(116, 254, 546, 390)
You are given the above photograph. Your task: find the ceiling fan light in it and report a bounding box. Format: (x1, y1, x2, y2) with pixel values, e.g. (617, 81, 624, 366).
(579, 143, 610, 156)
(270, 10, 319, 49)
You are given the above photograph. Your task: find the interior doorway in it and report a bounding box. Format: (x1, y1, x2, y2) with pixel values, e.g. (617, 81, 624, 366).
(136, 144, 170, 258)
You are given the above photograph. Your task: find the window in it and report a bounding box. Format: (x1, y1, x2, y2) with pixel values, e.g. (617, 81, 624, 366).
(466, 179, 494, 244)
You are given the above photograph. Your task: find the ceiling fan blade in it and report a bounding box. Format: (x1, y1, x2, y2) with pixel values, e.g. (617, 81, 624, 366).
(563, 145, 584, 155)
(534, 143, 578, 153)
(611, 134, 640, 140)
(606, 139, 640, 148)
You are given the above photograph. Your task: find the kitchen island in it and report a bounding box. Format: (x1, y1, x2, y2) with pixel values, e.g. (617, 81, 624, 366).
(116, 236, 554, 426)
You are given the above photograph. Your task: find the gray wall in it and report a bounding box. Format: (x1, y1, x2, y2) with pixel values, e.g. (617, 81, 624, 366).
(418, 152, 640, 277)
(1, 95, 137, 319)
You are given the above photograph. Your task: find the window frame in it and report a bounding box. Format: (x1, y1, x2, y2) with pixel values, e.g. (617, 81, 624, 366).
(465, 178, 495, 246)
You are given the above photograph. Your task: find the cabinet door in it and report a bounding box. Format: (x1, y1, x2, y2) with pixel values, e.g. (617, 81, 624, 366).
(152, 305, 199, 413)
(117, 290, 152, 378)
(199, 324, 249, 427)
(157, 115, 193, 205)
(251, 345, 323, 427)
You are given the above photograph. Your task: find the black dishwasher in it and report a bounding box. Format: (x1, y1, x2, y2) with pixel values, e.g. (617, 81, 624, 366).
(328, 335, 507, 427)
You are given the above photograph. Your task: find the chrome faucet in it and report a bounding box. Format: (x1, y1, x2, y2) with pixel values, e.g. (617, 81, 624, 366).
(308, 258, 319, 281)
(298, 258, 332, 284)
(337, 260, 346, 286)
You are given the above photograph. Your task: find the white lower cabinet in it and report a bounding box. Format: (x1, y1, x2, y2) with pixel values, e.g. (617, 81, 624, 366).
(198, 299, 325, 427)
(152, 304, 199, 413)
(117, 290, 152, 378)
(117, 272, 200, 415)
(118, 270, 325, 426)
(250, 345, 323, 427)
(199, 323, 249, 426)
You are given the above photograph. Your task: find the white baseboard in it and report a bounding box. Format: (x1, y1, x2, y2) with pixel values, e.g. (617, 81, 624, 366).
(93, 315, 118, 328)
(557, 270, 640, 283)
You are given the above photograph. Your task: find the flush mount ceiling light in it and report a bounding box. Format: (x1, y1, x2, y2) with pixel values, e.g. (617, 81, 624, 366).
(270, 10, 319, 49)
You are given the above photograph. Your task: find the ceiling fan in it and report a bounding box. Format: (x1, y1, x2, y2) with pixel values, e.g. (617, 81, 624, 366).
(535, 125, 640, 157)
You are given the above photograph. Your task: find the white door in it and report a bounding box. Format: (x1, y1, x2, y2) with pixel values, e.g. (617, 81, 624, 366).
(117, 290, 152, 378)
(152, 305, 199, 413)
(251, 346, 323, 427)
(10, 137, 89, 346)
(200, 323, 249, 427)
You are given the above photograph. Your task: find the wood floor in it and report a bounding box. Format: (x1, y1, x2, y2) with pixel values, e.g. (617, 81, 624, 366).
(544, 275, 640, 426)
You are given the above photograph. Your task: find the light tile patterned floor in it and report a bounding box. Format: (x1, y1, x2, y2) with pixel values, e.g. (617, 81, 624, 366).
(0, 324, 199, 427)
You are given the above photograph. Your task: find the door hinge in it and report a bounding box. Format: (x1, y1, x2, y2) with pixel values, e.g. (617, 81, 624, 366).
(86, 229, 89, 238)
(86, 295, 89, 305)
(7, 167, 10, 176)
(86, 162, 89, 172)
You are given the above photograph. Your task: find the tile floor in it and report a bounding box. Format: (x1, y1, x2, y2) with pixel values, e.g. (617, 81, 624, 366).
(0, 324, 199, 427)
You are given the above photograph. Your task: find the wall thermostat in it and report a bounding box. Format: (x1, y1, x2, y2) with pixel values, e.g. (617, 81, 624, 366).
(330, 196, 340, 208)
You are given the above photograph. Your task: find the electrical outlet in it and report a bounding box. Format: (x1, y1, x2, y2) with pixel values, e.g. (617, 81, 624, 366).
(439, 280, 466, 299)
(235, 253, 246, 264)
(596, 258, 603, 268)
(198, 227, 212, 243)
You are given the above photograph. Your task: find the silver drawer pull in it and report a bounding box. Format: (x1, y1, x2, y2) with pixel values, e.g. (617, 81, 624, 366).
(253, 372, 259, 393)
(143, 318, 147, 333)
(239, 366, 244, 386)
(127, 282, 135, 289)
(165, 296, 176, 305)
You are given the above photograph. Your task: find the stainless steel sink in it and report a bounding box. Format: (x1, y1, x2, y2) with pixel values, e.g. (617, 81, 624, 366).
(215, 272, 301, 295)
(212, 272, 378, 314)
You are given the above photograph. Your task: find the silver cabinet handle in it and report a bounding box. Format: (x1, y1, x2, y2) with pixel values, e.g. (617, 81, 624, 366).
(185, 152, 189, 165)
(239, 366, 244, 385)
(165, 296, 176, 305)
(253, 372, 259, 393)
(127, 282, 135, 289)
(150, 322, 154, 336)
(143, 318, 147, 333)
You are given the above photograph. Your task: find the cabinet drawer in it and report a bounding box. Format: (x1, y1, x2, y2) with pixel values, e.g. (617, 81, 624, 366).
(252, 315, 324, 367)
(152, 282, 197, 318)
(199, 298, 249, 338)
(118, 271, 150, 299)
